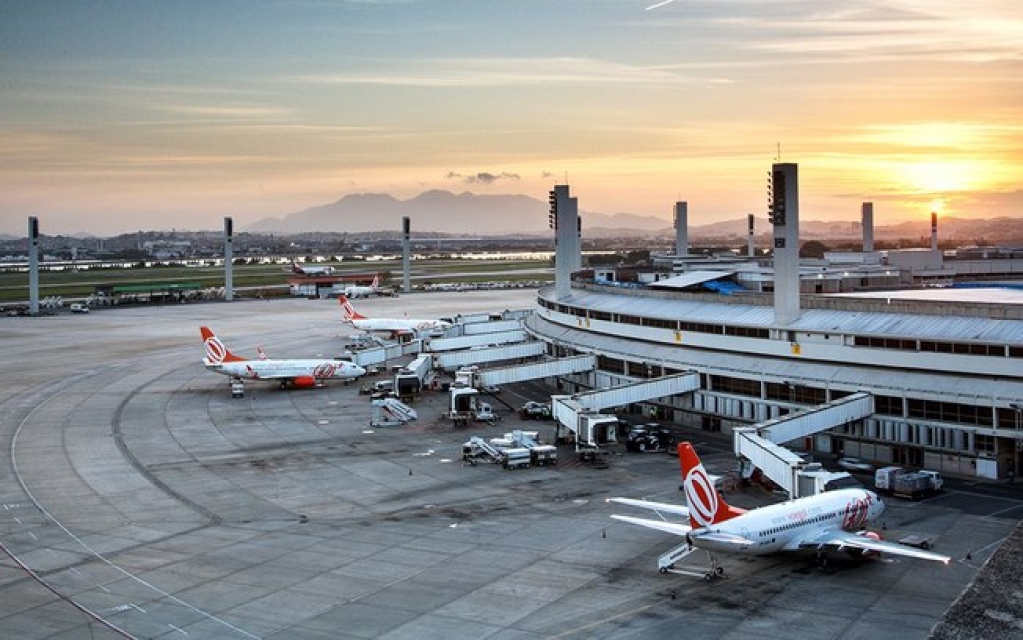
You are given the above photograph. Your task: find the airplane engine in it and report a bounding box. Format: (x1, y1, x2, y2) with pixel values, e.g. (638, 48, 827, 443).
(846, 530, 882, 559)
(293, 376, 317, 388)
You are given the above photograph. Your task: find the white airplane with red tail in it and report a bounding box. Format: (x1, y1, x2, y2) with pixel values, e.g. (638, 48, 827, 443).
(343, 275, 382, 298)
(609, 441, 950, 580)
(289, 260, 335, 276)
(201, 326, 365, 388)
(338, 295, 451, 336)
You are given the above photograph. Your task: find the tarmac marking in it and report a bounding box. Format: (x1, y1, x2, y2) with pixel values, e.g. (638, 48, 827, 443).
(547, 603, 654, 638)
(969, 536, 1007, 559)
(10, 389, 263, 640)
(986, 504, 1023, 519)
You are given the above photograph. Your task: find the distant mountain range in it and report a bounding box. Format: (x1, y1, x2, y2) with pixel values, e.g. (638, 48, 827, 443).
(246, 190, 1023, 245)
(247, 190, 669, 237)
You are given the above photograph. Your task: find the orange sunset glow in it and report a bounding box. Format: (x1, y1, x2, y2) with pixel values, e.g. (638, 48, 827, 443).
(1, 2, 1021, 235)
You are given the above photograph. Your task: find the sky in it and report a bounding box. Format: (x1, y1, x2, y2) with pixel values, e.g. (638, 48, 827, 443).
(1, 0, 1021, 236)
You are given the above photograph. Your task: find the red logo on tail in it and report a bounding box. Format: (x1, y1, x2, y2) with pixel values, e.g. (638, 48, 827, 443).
(678, 442, 745, 527)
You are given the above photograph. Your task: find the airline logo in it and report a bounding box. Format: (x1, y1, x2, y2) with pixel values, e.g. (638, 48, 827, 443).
(312, 363, 337, 378)
(340, 298, 357, 321)
(204, 335, 229, 364)
(683, 463, 719, 528)
(842, 495, 872, 530)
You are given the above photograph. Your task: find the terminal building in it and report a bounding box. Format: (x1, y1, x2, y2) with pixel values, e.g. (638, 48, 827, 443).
(525, 166, 1023, 481)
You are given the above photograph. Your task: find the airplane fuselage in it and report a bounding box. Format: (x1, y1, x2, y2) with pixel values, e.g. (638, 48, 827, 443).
(695, 488, 884, 555)
(344, 286, 376, 298)
(349, 318, 449, 334)
(206, 358, 364, 381)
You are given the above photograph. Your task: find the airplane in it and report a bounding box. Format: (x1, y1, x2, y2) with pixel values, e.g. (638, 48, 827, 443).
(201, 326, 365, 388)
(608, 441, 951, 580)
(343, 274, 381, 298)
(338, 295, 451, 336)
(290, 260, 335, 276)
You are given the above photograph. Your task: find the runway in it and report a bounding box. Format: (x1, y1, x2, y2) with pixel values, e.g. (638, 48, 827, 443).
(0, 291, 1017, 639)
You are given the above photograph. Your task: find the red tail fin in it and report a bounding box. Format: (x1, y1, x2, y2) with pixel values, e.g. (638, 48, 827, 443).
(678, 442, 744, 528)
(200, 326, 245, 364)
(338, 295, 367, 321)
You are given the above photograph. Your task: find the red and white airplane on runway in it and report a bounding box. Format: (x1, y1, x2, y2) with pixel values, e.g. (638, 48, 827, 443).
(201, 326, 365, 388)
(338, 295, 451, 336)
(609, 442, 951, 579)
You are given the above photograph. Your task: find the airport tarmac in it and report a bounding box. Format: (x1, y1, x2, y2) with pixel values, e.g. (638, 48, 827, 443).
(0, 290, 1019, 639)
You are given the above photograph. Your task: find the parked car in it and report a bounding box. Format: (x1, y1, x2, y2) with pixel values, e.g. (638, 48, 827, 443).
(836, 457, 875, 472)
(519, 401, 552, 420)
(625, 423, 675, 452)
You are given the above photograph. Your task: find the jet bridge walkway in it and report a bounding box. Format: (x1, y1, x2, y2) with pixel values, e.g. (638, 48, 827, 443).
(551, 372, 701, 455)
(733, 392, 874, 498)
(470, 354, 597, 388)
(552, 372, 701, 420)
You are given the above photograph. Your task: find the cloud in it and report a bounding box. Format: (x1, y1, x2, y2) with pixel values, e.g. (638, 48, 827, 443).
(289, 56, 717, 89)
(446, 171, 521, 185)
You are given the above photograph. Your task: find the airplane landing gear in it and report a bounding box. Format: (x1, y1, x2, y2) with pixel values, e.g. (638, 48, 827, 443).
(816, 549, 834, 574)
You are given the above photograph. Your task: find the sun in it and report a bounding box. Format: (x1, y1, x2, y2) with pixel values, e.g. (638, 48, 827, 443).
(899, 161, 975, 194)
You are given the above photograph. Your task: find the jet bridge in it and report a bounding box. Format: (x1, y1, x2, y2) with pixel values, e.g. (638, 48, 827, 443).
(552, 372, 700, 417)
(733, 392, 874, 498)
(348, 340, 422, 368)
(470, 354, 596, 388)
(427, 329, 527, 352)
(433, 341, 546, 371)
(551, 372, 701, 458)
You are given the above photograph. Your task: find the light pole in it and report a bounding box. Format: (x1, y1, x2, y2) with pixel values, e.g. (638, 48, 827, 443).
(1011, 403, 1023, 453)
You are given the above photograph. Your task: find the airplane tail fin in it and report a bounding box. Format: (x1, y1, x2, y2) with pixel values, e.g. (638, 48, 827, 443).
(369, 274, 380, 288)
(678, 442, 744, 528)
(338, 295, 367, 321)
(200, 326, 246, 364)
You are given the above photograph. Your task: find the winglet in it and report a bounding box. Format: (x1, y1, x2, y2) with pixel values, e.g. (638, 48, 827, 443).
(200, 326, 246, 363)
(338, 295, 367, 321)
(678, 442, 745, 528)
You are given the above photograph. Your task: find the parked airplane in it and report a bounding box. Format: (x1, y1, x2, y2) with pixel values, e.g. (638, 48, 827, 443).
(343, 275, 381, 298)
(609, 442, 950, 580)
(290, 260, 335, 276)
(338, 295, 451, 336)
(201, 326, 365, 388)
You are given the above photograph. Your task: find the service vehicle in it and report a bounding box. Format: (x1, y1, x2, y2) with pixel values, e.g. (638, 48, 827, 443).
(519, 401, 552, 420)
(875, 466, 943, 499)
(625, 423, 675, 452)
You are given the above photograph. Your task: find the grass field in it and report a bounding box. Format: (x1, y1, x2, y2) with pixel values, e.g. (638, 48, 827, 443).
(0, 258, 553, 304)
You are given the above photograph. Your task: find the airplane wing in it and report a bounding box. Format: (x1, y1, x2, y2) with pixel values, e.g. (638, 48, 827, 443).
(607, 497, 691, 519)
(610, 514, 692, 537)
(800, 529, 951, 564)
(609, 514, 756, 548)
